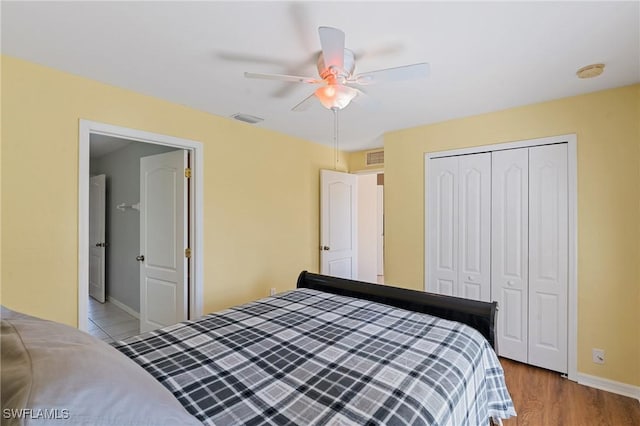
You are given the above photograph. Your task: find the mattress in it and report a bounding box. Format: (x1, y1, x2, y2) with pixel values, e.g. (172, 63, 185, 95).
(114, 288, 515, 425)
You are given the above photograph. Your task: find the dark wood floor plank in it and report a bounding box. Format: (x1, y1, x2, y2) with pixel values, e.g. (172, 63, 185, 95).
(500, 358, 640, 426)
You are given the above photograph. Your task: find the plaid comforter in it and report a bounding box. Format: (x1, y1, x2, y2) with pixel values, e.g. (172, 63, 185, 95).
(114, 288, 515, 425)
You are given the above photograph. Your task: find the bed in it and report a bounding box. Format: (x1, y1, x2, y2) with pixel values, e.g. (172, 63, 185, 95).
(1, 272, 515, 425)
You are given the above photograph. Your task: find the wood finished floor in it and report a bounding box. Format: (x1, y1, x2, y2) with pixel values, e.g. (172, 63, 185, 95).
(500, 358, 640, 425)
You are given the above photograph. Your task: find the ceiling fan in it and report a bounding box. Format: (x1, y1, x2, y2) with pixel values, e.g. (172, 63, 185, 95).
(245, 26, 430, 111)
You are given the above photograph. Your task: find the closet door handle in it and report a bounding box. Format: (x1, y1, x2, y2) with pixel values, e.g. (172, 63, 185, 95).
(136, 255, 145, 262)
(507, 280, 515, 287)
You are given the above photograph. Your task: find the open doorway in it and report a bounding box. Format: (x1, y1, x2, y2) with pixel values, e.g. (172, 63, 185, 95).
(78, 120, 204, 334)
(319, 168, 384, 284)
(87, 136, 181, 342)
(357, 172, 384, 284)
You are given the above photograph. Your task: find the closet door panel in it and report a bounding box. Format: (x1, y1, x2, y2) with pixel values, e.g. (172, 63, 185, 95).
(458, 153, 491, 302)
(492, 148, 529, 363)
(427, 157, 458, 296)
(528, 144, 568, 373)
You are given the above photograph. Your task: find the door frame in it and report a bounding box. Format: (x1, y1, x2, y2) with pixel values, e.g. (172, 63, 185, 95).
(424, 133, 578, 382)
(78, 119, 204, 331)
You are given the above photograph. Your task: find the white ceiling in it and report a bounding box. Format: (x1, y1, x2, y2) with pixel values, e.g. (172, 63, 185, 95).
(3, 1, 638, 152)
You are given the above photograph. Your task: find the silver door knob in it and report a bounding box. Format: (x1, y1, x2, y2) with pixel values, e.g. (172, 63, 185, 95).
(136, 255, 145, 262)
(507, 280, 515, 286)
(321, 246, 330, 251)
(95, 242, 107, 247)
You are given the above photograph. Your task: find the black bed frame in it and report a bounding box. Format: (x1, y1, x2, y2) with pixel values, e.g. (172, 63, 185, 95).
(297, 271, 497, 349)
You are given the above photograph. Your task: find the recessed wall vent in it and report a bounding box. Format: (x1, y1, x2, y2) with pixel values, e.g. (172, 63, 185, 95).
(231, 113, 264, 124)
(366, 149, 384, 166)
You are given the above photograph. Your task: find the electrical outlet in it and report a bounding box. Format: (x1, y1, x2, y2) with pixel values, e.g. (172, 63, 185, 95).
(269, 288, 276, 296)
(592, 348, 605, 364)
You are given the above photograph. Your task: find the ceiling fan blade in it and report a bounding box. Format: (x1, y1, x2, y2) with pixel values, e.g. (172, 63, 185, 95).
(352, 62, 430, 85)
(318, 26, 345, 70)
(292, 92, 317, 112)
(245, 72, 320, 84)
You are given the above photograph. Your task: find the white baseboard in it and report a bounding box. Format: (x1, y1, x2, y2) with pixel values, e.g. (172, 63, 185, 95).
(577, 373, 640, 402)
(107, 296, 140, 319)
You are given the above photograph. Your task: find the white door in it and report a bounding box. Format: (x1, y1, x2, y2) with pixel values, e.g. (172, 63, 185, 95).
(376, 184, 384, 277)
(139, 150, 188, 333)
(458, 153, 491, 302)
(427, 156, 458, 296)
(89, 174, 106, 303)
(427, 154, 490, 300)
(320, 169, 358, 279)
(492, 148, 529, 363)
(528, 144, 568, 373)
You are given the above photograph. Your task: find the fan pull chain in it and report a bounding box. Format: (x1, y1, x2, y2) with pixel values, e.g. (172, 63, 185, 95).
(333, 107, 339, 170)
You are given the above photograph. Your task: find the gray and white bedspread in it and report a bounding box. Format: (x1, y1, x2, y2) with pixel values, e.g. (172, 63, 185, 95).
(113, 288, 516, 425)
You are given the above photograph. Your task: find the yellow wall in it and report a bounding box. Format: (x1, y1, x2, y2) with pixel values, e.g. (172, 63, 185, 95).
(3, 55, 638, 387)
(384, 84, 640, 386)
(1, 55, 348, 325)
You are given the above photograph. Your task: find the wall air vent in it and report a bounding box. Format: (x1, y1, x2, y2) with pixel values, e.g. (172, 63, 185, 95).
(231, 113, 264, 124)
(366, 150, 384, 166)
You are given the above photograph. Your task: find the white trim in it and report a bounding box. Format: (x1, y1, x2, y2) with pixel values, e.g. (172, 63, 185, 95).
(566, 137, 578, 383)
(78, 119, 204, 331)
(352, 168, 384, 175)
(424, 133, 578, 380)
(426, 133, 576, 159)
(106, 296, 140, 319)
(577, 373, 640, 402)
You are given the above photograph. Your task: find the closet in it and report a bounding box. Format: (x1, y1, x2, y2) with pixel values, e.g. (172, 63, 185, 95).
(427, 143, 568, 374)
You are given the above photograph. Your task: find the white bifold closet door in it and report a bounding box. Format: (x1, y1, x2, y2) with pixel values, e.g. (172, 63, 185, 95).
(491, 148, 530, 362)
(427, 153, 491, 302)
(492, 144, 568, 373)
(428, 144, 568, 373)
(528, 144, 568, 372)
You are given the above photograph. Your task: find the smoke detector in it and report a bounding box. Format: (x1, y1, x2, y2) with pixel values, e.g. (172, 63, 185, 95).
(576, 63, 605, 79)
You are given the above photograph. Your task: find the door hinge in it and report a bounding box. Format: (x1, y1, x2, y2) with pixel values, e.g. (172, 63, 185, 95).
(185, 248, 192, 258)
(185, 167, 192, 178)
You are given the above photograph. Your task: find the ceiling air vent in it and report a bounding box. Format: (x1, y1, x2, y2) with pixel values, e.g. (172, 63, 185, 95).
(231, 113, 264, 124)
(366, 150, 384, 167)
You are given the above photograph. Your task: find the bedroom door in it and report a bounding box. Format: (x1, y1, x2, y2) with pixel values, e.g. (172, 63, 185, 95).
(320, 169, 358, 279)
(89, 174, 106, 303)
(139, 150, 189, 333)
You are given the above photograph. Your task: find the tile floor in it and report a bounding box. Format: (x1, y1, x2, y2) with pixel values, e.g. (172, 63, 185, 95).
(87, 297, 140, 343)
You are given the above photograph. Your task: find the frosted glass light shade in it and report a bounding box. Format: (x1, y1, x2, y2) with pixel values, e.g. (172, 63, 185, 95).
(314, 84, 357, 110)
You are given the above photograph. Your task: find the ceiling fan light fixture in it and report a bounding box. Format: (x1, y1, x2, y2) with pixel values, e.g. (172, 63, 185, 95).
(245, 26, 429, 112)
(314, 84, 357, 110)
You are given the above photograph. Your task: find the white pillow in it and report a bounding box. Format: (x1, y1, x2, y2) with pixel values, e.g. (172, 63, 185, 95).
(1, 306, 202, 426)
